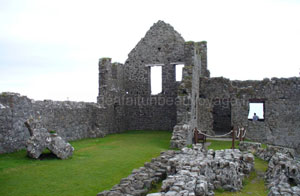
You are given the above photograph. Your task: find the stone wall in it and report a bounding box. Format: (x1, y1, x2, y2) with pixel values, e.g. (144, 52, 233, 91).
(122, 21, 184, 131)
(97, 58, 127, 132)
(0, 92, 113, 153)
(170, 41, 208, 148)
(98, 21, 209, 132)
(198, 77, 300, 149)
(239, 141, 300, 195)
(98, 144, 254, 196)
(1, 21, 212, 153)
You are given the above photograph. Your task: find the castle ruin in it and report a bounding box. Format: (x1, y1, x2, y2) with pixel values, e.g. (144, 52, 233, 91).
(0, 20, 299, 155)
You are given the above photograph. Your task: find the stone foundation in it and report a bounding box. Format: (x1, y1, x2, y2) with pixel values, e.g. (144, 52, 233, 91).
(266, 153, 300, 196)
(98, 144, 254, 196)
(239, 141, 300, 196)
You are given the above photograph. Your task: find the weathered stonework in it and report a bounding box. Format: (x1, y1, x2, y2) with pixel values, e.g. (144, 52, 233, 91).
(196, 77, 300, 151)
(98, 144, 254, 196)
(266, 152, 300, 196)
(24, 118, 74, 159)
(0, 92, 108, 153)
(1, 20, 299, 159)
(239, 141, 300, 195)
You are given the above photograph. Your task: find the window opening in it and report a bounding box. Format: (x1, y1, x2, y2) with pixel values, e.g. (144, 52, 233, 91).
(248, 102, 265, 121)
(150, 66, 162, 95)
(175, 64, 184, 81)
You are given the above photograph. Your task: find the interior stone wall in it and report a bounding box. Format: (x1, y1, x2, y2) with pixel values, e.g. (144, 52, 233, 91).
(212, 100, 231, 134)
(170, 41, 209, 148)
(0, 93, 112, 153)
(198, 77, 300, 149)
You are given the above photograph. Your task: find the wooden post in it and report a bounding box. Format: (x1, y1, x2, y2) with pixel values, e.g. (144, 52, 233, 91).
(194, 128, 198, 144)
(242, 128, 245, 141)
(203, 130, 206, 144)
(231, 127, 235, 149)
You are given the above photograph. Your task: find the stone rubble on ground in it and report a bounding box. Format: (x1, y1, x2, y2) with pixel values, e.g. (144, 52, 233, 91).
(25, 118, 74, 159)
(238, 141, 261, 152)
(256, 145, 295, 162)
(239, 141, 295, 162)
(266, 152, 300, 196)
(239, 141, 300, 196)
(98, 144, 254, 196)
(150, 145, 254, 196)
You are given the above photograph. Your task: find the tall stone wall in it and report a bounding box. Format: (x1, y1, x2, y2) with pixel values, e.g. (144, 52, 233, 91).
(123, 21, 185, 131)
(198, 77, 300, 149)
(0, 93, 113, 153)
(170, 41, 209, 148)
(98, 21, 187, 131)
(97, 58, 127, 132)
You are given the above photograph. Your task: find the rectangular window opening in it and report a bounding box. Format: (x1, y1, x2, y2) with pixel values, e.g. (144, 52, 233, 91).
(175, 64, 184, 82)
(248, 102, 265, 121)
(150, 66, 162, 95)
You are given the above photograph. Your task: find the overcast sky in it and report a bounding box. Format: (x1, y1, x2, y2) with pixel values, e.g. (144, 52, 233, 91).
(0, 0, 299, 102)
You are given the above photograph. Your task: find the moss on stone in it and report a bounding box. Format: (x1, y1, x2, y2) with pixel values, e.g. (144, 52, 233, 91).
(183, 80, 192, 89)
(185, 41, 194, 45)
(0, 92, 7, 97)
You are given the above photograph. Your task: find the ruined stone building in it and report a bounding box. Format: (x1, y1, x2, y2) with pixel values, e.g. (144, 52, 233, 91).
(0, 20, 299, 154)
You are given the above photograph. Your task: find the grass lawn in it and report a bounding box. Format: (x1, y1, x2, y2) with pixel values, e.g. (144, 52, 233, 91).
(206, 139, 240, 150)
(0, 130, 172, 196)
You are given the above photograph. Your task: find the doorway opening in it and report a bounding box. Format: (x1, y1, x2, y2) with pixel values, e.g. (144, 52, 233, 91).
(212, 99, 231, 135)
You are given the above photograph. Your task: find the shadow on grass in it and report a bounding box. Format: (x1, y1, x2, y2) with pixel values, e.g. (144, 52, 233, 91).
(38, 152, 58, 160)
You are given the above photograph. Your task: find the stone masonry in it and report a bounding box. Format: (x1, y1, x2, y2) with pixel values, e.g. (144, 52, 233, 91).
(1, 20, 299, 158)
(195, 77, 300, 151)
(239, 141, 300, 196)
(25, 118, 74, 159)
(0, 92, 108, 153)
(98, 144, 254, 196)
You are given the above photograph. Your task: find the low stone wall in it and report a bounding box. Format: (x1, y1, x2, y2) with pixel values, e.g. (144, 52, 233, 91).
(266, 153, 300, 196)
(238, 141, 261, 153)
(239, 141, 300, 195)
(98, 144, 254, 196)
(169, 124, 190, 149)
(97, 150, 177, 196)
(239, 141, 296, 161)
(0, 92, 116, 153)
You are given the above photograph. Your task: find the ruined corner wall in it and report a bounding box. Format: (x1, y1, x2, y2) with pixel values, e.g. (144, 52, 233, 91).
(170, 41, 209, 148)
(198, 77, 300, 149)
(0, 93, 113, 153)
(97, 58, 127, 132)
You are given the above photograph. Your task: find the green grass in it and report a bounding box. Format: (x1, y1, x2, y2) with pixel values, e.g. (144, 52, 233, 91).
(0, 130, 172, 196)
(148, 181, 163, 193)
(207, 139, 240, 150)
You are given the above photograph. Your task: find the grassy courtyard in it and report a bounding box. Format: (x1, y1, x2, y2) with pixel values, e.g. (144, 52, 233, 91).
(0, 130, 172, 196)
(0, 131, 269, 196)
